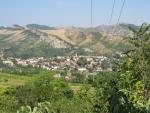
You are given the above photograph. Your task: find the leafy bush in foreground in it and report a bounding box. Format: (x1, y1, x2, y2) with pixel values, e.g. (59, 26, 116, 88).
(93, 23, 150, 113)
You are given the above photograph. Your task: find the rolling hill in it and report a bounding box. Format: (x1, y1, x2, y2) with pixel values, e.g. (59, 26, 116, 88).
(0, 24, 136, 58)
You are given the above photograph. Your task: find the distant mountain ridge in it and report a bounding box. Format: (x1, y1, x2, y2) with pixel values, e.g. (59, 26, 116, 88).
(0, 23, 138, 58)
(26, 24, 56, 30)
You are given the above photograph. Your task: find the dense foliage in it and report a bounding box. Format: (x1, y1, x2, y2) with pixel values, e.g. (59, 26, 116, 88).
(93, 23, 150, 113)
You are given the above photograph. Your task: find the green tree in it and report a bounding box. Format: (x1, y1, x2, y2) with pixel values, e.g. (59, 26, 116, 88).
(14, 73, 72, 109)
(93, 23, 150, 113)
(101, 59, 110, 70)
(77, 57, 89, 67)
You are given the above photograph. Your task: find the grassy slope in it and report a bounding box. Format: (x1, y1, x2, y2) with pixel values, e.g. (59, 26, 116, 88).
(0, 71, 85, 93)
(0, 70, 56, 91)
(0, 73, 34, 86)
(0, 72, 35, 95)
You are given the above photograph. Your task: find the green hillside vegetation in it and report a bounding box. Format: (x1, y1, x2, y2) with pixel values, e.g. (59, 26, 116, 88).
(0, 71, 93, 113)
(0, 73, 33, 87)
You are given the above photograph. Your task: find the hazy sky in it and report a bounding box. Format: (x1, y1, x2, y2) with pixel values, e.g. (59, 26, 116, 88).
(0, 0, 150, 27)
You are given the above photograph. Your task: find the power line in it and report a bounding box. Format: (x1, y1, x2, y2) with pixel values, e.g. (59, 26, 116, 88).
(108, 0, 116, 25)
(113, 0, 126, 33)
(116, 0, 126, 25)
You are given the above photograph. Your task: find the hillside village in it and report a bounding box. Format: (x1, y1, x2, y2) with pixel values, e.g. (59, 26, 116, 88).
(1, 55, 112, 73)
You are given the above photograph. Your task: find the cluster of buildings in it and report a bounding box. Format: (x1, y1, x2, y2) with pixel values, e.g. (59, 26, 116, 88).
(1, 56, 112, 72)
